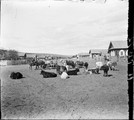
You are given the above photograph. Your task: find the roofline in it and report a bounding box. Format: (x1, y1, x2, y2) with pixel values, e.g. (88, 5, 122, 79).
(109, 48, 128, 50)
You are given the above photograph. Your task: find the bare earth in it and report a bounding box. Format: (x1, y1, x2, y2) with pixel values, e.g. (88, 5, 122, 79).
(1, 60, 128, 119)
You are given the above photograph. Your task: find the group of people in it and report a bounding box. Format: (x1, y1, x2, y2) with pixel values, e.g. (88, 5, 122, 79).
(59, 61, 89, 79)
(29, 56, 118, 78)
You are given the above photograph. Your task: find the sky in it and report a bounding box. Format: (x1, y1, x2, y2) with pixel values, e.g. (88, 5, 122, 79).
(1, 0, 128, 55)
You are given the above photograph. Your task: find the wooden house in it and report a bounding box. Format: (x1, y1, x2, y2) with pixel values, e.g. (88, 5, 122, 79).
(108, 41, 128, 57)
(77, 53, 90, 58)
(89, 50, 102, 58)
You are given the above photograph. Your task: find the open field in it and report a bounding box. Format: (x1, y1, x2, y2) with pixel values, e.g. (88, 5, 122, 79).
(1, 59, 128, 119)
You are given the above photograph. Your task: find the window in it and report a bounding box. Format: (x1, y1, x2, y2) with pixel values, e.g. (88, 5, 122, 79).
(121, 51, 123, 55)
(119, 50, 125, 56)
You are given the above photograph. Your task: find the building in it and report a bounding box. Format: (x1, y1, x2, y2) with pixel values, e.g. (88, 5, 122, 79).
(76, 53, 90, 61)
(89, 50, 102, 58)
(18, 52, 26, 59)
(77, 53, 90, 58)
(108, 41, 128, 58)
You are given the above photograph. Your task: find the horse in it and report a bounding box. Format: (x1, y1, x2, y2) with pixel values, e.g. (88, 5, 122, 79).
(107, 61, 118, 71)
(10, 72, 23, 79)
(66, 60, 76, 68)
(29, 61, 36, 70)
(29, 60, 45, 70)
(75, 61, 84, 68)
(40, 70, 57, 78)
(100, 64, 109, 77)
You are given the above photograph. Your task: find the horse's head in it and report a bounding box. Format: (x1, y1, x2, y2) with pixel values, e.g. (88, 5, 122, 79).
(40, 70, 45, 75)
(75, 68, 80, 72)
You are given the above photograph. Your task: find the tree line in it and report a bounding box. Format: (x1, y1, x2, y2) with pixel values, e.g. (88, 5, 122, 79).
(0, 49, 19, 60)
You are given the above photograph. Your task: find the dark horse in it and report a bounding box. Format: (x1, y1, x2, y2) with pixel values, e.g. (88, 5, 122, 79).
(66, 60, 76, 68)
(29, 60, 45, 70)
(100, 64, 109, 77)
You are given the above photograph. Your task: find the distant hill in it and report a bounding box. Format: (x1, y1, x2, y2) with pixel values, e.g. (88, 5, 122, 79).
(18, 51, 72, 58)
(1, 48, 108, 60)
(15, 49, 109, 58)
(22, 49, 108, 57)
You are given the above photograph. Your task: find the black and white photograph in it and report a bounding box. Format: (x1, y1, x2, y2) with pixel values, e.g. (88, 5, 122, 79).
(0, 0, 129, 119)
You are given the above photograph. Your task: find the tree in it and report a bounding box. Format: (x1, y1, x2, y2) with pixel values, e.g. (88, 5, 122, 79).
(5, 50, 19, 60)
(0, 49, 7, 60)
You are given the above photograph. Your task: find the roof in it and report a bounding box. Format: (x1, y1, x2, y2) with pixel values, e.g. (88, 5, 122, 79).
(77, 53, 89, 56)
(89, 49, 102, 54)
(108, 41, 128, 50)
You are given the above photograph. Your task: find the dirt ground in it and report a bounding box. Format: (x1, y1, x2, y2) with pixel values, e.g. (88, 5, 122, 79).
(1, 60, 128, 119)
